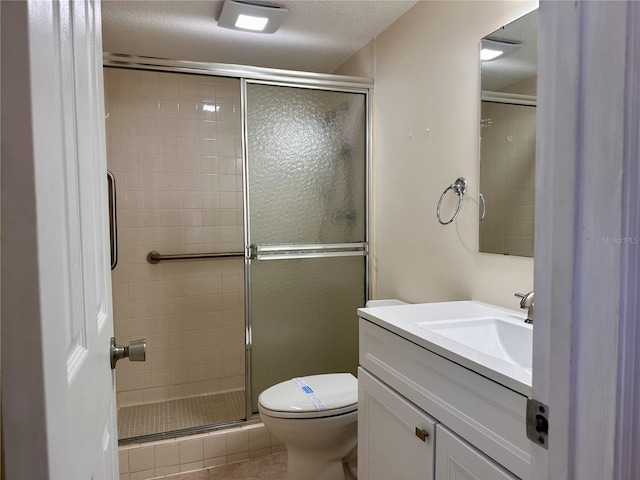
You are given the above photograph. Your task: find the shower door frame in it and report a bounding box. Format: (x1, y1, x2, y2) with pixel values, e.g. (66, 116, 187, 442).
(103, 53, 373, 438)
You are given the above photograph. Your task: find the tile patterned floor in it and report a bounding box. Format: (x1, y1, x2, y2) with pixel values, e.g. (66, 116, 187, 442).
(118, 390, 245, 439)
(153, 452, 288, 480)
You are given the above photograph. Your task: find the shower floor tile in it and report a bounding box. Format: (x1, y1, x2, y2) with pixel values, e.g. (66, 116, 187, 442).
(118, 390, 245, 439)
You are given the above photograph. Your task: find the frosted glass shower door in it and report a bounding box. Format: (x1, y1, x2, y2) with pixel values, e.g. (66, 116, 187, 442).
(245, 82, 368, 412)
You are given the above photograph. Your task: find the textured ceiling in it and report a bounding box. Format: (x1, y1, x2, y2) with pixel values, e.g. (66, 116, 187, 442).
(101, 0, 418, 74)
(481, 9, 537, 91)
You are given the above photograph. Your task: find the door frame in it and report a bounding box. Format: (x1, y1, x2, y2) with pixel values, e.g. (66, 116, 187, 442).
(2, 2, 50, 476)
(533, 1, 640, 477)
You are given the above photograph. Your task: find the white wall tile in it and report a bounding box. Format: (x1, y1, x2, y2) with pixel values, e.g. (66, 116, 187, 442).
(182, 174, 202, 192)
(129, 470, 154, 480)
(271, 443, 287, 454)
(128, 445, 155, 473)
(204, 457, 227, 468)
(248, 427, 271, 452)
(226, 430, 248, 455)
(270, 433, 285, 447)
(199, 121, 216, 139)
(182, 191, 202, 209)
(160, 100, 179, 118)
(217, 139, 235, 158)
(179, 101, 198, 119)
(162, 173, 182, 191)
(154, 442, 180, 468)
(179, 119, 199, 138)
(179, 438, 204, 463)
(181, 156, 200, 173)
(249, 447, 272, 459)
(118, 449, 130, 474)
(199, 139, 217, 156)
(227, 452, 249, 463)
(179, 461, 204, 473)
(142, 386, 169, 403)
(160, 81, 179, 99)
(179, 137, 199, 156)
(154, 465, 180, 477)
(117, 390, 143, 406)
(178, 83, 198, 101)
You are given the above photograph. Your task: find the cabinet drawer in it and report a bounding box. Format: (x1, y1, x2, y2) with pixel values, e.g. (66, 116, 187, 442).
(359, 319, 530, 479)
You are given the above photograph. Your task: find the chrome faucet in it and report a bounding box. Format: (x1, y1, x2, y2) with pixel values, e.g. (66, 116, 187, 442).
(515, 291, 534, 324)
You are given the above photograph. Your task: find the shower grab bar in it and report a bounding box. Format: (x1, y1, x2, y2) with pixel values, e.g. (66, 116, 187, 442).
(437, 177, 468, 225)
(147, 250, 244, 264)
(107, 171, 118, 270)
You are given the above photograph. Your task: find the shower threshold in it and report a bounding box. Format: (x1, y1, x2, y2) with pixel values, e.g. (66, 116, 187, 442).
(118, 390, 245, 442)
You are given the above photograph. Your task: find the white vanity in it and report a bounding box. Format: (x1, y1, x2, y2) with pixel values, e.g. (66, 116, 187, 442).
(357, 301, 533, 479)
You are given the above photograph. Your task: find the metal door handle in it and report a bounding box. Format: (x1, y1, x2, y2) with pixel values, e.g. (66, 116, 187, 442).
(110, 337, 146, 369)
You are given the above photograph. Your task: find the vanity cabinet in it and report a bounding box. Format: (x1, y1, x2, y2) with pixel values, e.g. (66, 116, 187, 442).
(358, 317, 530, 480)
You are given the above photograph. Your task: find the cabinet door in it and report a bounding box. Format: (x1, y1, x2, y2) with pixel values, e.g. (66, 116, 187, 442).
(435, 425, 519, 480)
(358, 368, 436, 480)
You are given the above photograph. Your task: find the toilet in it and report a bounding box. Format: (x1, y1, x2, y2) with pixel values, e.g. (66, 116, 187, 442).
(258, 373, 358, 480)
(258, 300, 408, 480)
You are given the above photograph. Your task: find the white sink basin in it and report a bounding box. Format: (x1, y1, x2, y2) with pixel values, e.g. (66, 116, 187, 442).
(358, 301, 533, 395)
(418, 317, 532, 369)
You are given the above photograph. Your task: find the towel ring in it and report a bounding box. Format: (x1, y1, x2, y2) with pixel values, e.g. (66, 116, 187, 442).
(437, 177, 467, 225)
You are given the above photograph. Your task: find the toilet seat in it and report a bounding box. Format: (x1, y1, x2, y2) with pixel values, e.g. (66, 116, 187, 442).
(258, 373, 357, 419)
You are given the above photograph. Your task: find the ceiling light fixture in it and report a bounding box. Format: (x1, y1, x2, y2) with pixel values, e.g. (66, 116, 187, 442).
(480, 38, 521, 61)
(218, 0, 289, 34)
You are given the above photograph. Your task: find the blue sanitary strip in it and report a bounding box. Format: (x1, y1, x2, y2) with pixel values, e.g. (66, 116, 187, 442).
(293, 377, 327, 410)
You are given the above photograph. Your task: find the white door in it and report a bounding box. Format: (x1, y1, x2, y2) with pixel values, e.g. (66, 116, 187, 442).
(2, 0, 119, 478)
(358, 368, 436, 479)
(533, 1, 639, 478)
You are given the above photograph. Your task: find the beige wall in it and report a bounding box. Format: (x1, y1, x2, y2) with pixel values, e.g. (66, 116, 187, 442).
(333, 40, 375, 78)
(104, 68, 245, 407)
(340, 1, 536, 309)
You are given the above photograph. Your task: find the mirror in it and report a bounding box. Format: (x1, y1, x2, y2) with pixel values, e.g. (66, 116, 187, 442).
(479, 9, 537, 257)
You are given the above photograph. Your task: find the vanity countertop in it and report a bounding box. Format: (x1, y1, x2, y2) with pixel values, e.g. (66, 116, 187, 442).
(358, 300, 532, 397)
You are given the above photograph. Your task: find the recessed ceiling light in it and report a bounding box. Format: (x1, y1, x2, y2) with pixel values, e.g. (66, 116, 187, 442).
(481, 48, 504, 61)
(235, 14, 269, 31)
(480, 38, 521, 61)
(218, 0, 288, 34)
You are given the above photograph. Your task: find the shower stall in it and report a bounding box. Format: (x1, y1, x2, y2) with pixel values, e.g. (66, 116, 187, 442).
(103, 56, 371, 444)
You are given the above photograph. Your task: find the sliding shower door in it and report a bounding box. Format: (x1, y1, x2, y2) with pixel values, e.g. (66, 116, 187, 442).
(244, 82, 368, 412)
(105, 68, 247, 441)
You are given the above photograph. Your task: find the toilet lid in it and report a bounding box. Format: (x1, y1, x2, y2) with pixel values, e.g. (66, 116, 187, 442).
(258, 373, 357, 418)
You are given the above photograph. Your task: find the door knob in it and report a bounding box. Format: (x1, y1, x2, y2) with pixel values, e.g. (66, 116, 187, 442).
(110, 337, 146, 369)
